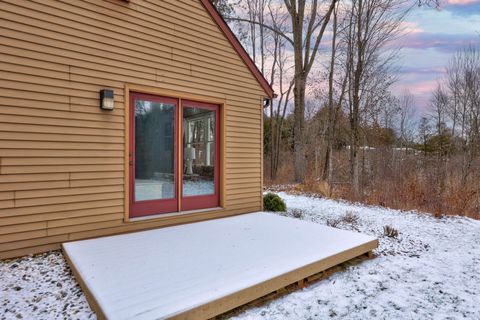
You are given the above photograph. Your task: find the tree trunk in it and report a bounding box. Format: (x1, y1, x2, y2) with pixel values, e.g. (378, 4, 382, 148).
(293, 76, 306, 182)
(322, 5, 338, 183)
(270, 101, 275, 181)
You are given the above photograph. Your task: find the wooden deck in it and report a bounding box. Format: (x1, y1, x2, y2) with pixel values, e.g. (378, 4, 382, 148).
(62, 213, 378, 320)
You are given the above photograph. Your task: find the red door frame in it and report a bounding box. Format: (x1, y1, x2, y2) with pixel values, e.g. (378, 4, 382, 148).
(129, 93, 221, 218)
(129, 92, 179, 218)
(181, 100, 221, 211)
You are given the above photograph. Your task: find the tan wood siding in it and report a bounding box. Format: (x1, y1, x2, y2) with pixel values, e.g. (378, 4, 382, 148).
(0, 0, 265, 259)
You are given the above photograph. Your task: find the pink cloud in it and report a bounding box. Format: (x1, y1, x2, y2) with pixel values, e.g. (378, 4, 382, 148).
(397, 32, 480, 53)
(442, 0, 480, 15)
(447, 0, 478, 4)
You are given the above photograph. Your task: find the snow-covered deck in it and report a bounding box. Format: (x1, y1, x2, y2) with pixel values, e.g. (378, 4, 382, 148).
(62, 212, 378, 320)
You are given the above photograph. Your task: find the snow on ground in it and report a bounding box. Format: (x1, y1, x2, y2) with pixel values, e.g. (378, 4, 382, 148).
(1, 192, 479, 319)
(234, 193, 480, 320)
(0, 251, 93, 320)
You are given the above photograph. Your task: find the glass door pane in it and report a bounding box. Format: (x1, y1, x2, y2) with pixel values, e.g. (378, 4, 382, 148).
(182, 102, 219, 211)
(135, 99, 175, 201)
(183, 107, 215, 196)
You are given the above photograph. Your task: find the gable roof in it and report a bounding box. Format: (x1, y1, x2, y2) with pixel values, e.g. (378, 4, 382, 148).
(199, 0, 274, 99)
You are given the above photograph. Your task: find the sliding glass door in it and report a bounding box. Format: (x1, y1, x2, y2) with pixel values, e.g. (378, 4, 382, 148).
(129, 93, 219, 218)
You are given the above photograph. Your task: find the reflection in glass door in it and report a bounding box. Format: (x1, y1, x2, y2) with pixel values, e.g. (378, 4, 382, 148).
(182, 101, 220, 211)
(129, 93, 178, 217)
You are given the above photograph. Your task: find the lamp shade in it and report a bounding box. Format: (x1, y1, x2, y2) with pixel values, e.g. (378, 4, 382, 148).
(184, 147, 196, 160)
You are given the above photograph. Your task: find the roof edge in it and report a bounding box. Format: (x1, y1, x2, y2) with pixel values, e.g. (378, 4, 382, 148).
(199, 0, 274, 99)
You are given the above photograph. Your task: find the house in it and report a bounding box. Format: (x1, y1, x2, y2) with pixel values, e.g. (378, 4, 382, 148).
(0, 0, 273, 259)
(0, 2, 379, 319)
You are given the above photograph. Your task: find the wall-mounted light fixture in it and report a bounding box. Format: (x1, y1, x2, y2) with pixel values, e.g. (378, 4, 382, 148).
(100, 89, 115, 110)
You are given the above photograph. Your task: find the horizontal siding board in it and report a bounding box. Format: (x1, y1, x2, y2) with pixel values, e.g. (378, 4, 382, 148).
(0, 96, 70, 112)
(2, 165, 124, 175)
(0, 149, 124, 158)
(0, 222, 46, 236)
(0, 141, 124, 152)
(0, 181, 70, 192)
(0, 104, 124, 124)
(47, 220, 124, 236)
(70, 178, 124, 188)
(0, 60, 69, 80)
(0, 86, 69, 104)
(0, 123, 123, 138)
(0, 199, 124, 218)
(0, 230, 47, 244)
(228, 197, 263, 207)
(0, 192, 14, 201)
(0, 206, 124, 226)
(2, 157, 123, 166)
(0, 173, 69, 184)
(0, 114, 124, 131)
(0, 132, 124, 144)
(0, 235, 68, 252)
(70, 171, 124, 180)
(47, 213, 124, 229)
(0, 200, 15, 209)
(14, 192, 123, 208)
(226, 183, 262, 191)
(15, 185, 123, 200)
(0, 243, 61, 260)
(228, 192, 261, 200)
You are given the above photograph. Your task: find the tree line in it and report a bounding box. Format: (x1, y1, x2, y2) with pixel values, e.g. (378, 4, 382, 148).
(213, 0, 479, 218)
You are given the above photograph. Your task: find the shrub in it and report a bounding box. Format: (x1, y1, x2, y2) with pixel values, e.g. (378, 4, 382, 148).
(342, 211, 359, 225)
(263, 193, 287, 212)
(326, 218, 340, 228)
(290, 208, 304, 219)
(383, 225, 399, 238)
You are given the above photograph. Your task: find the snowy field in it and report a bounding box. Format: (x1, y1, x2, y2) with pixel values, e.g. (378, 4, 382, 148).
(1, 192, 480, 319)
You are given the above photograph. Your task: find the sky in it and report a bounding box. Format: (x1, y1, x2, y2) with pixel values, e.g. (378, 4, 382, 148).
(392, 0, 480, 115)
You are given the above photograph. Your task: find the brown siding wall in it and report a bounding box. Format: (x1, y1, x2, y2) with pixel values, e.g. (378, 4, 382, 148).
(0, 0, 265, 259)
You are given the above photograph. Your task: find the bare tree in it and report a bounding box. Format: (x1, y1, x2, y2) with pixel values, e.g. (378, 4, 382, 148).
(322, 2, 349, 185)
(227, 0, 338, 182)
(444, 46, 480, 186)
(418, 116, 432, 156)
(430, 83, 449, 137)
(397, 89, 417, 147)
(286, 1, 338, 182)
(341, 0, 407, 197)
(268, 4, 294, 180)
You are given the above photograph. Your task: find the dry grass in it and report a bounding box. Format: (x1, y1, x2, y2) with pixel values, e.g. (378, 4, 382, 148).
(265, 150, 480, 220)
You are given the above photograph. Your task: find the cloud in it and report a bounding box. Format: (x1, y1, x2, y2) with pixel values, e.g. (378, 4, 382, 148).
(442, 0, 480, 16)
(398, 32, 480, 53)
(396, 66, 446, 75)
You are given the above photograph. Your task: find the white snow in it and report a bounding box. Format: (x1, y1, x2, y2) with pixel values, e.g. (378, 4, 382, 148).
(2, 192, 480, 319)
(62, 212, 375, 320)
(0, 251, 93, 320)
(233, 193, 480, 319)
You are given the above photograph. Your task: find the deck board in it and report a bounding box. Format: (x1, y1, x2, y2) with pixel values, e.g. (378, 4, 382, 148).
(62, 212, 378, 320)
